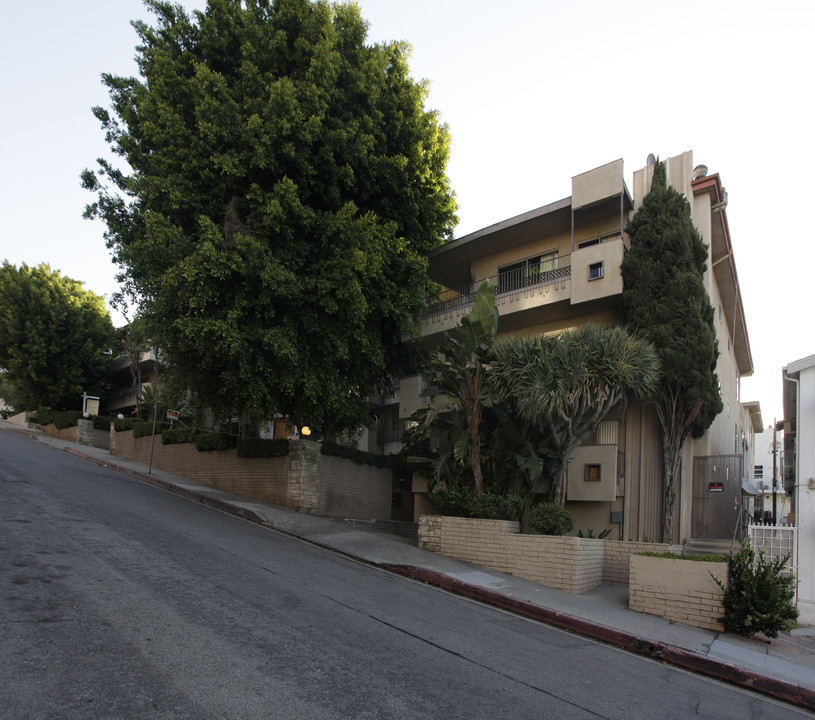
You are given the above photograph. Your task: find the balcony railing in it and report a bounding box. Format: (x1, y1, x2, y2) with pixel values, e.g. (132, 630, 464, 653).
(423, 261, 572, 321)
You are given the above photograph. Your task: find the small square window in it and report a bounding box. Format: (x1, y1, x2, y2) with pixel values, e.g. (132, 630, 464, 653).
(584, 464, 601, 482)
(588, 262, 604, 281)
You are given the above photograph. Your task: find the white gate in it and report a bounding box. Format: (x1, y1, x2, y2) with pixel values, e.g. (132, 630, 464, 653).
(748, 523, 798, 601)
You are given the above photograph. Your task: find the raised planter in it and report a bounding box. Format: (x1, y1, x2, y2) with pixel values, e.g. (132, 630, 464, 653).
(629, 554, 727, 631)
(419, 515, 605, 594)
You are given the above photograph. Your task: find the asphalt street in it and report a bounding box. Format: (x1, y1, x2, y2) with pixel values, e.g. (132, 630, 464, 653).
(1, 431, 809, 719)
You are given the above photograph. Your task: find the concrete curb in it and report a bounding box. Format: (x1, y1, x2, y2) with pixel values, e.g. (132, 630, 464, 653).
(380, 564, 815, 713)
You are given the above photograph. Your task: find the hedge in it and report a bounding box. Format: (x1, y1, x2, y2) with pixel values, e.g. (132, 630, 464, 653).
(237, 438, 290, 458)
(114, 417, 137, 432)
(92, 415, 116, 430)
(133, 421, 171, 438)
(195, 432, 239, 452)
(161, 427, 202, 445)
(320, 441, 397, 469)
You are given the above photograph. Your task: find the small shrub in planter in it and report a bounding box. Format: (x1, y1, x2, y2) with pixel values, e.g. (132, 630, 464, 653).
(528, 504, 574, 536)
(714, 542, 798, 638)
(237, 438, 290, 458)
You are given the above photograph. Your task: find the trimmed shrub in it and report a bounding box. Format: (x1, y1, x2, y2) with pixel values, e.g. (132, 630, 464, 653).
(195, 432, 238, 452)
(528, 504, 574, 536)
(133, 421, 171, 438)
(161, 427, 201, 445)
(35, 407, 55, 426)
(714, 542, 798, 638)
(320, 441, 395, 469)
(468, 493, 524, 521)
(53, 411, 82, 429)
(429, 488, 524, 521)
(113, 417, 136, 432)
(237, 438, 290, 458)
(92, 415, 116, 430)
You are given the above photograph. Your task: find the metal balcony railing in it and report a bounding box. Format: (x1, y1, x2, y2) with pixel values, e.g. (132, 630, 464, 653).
(423, 262, 571, 321)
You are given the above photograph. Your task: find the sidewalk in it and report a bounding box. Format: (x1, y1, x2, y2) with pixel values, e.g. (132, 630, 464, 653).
(4, 422, 815, 711)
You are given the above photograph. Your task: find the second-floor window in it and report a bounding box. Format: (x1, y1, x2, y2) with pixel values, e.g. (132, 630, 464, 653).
(498, 251, 558, 294)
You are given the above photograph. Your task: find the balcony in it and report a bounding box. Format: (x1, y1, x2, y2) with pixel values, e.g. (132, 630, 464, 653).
(423, 262, 572, 330)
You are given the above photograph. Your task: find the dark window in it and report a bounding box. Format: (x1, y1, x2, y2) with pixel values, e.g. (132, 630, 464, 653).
(588, 261, 604, 281)
(584, 464, 602, 482)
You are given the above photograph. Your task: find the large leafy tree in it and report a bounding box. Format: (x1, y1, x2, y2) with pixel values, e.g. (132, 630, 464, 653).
(0, 262, 116, 410)
(490, 325, 659, 506)
(83, 0, 456, 432)
(621, 159, 723, 543)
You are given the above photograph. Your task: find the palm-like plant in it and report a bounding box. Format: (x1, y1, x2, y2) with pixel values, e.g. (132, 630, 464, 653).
(491, 324, 659, 505)
(412, 282, 498, 495)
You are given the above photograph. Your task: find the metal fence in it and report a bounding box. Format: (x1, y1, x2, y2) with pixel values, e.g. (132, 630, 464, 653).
(748, 523, 798, 592)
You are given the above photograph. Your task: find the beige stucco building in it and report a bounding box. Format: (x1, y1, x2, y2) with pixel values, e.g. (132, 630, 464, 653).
(371, 151, 759, 544)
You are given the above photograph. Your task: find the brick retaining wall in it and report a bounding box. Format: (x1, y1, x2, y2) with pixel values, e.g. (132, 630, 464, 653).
(418, 515, 605, 594)
(629, 555, 726, 631)
(110, 431, 392, 520)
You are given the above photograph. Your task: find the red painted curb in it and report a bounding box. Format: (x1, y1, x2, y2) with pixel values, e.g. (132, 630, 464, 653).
(381, 564, 815, 712)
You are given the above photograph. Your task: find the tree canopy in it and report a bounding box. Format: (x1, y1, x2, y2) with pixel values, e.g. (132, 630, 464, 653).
(621, 159, 722, 542)
(83, 0, 457, 432)
(0, 262, 116, 410)
(491, 324, 659, 505)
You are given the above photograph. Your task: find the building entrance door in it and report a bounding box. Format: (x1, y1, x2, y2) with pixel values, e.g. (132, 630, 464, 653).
(691, 455, 743, 539)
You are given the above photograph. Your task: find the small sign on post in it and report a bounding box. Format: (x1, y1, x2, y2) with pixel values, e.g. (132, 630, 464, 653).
(167, 409, 180, 424)
(82, 392, 100, 418)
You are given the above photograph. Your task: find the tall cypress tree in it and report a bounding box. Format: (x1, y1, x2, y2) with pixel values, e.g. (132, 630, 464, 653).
(621, 160, 722, 543)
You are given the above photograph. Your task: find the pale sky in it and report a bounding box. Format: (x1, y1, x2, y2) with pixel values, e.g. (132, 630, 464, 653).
(1, 0, 812, 425)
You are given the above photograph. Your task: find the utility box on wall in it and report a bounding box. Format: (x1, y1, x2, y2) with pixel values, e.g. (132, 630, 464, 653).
(567, 445, 617, 501)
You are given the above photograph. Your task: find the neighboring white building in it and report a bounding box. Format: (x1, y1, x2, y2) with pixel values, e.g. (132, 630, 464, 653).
(783, 354, 815, 626)
(752, 425, 790, 523)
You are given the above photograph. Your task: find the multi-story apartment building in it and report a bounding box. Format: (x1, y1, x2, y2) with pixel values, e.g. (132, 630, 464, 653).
(372, 151, 758, 544)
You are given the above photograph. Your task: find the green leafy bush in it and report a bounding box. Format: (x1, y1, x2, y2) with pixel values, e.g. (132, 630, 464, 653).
(468, 493, 524, 521)
(195, 432, 238, 452)
(92, 415, 116, 430)
(528, 504, 574, 536)
(237, 438, 290, 458)
(161, 427, 201, 445)
(429, 488, 524, 521)
(113, 417, 136, 432)
(714, 542, 798, 638)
